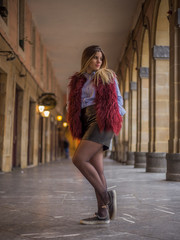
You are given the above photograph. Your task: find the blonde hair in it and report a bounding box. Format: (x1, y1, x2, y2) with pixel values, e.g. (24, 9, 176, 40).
(78, 45, 116, 85)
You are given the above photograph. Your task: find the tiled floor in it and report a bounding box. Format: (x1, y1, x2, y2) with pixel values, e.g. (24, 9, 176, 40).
(0, 158, 180, 240)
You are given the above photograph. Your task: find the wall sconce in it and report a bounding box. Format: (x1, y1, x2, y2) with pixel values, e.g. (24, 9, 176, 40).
(0, 6, 8, 18)
(38, 93, 57, 111)
(63, 122, 68, 128)
(41, 110, 50, 118)
(38, 105, 45, 113)
(38, 93, 56, 118)
(57, 115, 63, 121)
(0, 51, 16, 61)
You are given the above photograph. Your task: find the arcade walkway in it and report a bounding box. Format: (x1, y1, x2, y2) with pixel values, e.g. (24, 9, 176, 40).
(0, 158, 180, 240)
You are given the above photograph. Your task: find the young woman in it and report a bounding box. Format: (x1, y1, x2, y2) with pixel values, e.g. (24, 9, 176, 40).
(67, 45, 126, 224)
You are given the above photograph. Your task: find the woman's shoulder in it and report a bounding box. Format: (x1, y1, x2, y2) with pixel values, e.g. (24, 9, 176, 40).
(105, 69, 117, 83)
(68, 72, 86, 88)
(69, 72, 79, 79)
(103, 69, 117, 78)
(69, 72, 86, 81)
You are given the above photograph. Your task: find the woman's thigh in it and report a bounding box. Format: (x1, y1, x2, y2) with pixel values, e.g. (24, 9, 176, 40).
(72, 140, 103, 164)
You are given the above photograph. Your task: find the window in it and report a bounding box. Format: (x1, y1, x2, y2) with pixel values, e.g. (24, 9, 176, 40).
(40, 43, 44, 81)
(31, 22, 36, 68)
(0, 0, 8, 24)
(18, 0, 25, 50)
(51, 71, 54, 92)
(46, 58, 49, 90)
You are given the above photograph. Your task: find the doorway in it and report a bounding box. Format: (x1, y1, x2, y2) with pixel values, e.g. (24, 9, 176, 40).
(27, 99, 35, 165)
(12, 84, 23, 168)
(38, 115, 43, 163)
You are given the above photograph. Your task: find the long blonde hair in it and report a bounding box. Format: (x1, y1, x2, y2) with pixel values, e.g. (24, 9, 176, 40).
(78, 45, 116, 85)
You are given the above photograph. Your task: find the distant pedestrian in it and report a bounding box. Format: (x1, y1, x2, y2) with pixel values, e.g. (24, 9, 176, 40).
(67, 45, 126, 224)
(63, 138, 69, 158)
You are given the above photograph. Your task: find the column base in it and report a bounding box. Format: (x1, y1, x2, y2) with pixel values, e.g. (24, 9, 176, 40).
(146, 152, 166, 173)
(134, 152, 146, 168)
(110, 151, 116, 160)
(166, 153, 180, 181)
(126, 152, 135, 165)
(122, 141, 128, 164)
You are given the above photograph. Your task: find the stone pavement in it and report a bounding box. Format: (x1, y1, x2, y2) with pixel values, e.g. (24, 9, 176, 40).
(0, 158, 180, 240)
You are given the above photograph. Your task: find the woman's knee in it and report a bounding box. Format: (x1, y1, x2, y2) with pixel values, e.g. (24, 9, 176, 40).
(72, 155, 82, 167)
(72, 155, 77, 166)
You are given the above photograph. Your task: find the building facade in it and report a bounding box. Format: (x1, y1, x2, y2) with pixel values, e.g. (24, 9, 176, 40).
(0, 0, 65, 172)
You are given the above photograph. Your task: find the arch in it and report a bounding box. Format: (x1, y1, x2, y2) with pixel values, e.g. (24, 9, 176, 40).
(156, 0, 169, 45)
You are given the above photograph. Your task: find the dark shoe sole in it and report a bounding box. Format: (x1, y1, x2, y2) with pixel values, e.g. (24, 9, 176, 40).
(80, 215, 110, 225)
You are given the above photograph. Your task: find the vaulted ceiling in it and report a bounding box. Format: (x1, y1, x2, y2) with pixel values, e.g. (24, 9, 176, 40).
(27, 0, 144, 94)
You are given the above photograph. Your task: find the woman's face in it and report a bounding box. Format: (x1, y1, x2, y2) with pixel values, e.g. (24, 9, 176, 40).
(86, 51, 103, 73)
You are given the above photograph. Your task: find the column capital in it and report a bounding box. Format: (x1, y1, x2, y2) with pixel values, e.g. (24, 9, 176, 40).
(153, 45, 169, 59)
(139, 67, 149, 78)
(130, 81, 137, 91)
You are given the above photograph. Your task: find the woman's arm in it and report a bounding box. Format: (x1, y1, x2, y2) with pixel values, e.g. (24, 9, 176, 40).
(114, 78, 126, 116)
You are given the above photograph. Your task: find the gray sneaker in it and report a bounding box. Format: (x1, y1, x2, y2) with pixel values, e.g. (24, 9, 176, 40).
(108, 190, 117, 220)
(80, 214, 110, 225)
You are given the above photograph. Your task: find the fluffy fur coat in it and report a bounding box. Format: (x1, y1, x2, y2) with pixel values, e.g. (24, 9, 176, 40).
(67, 73, 122, 139)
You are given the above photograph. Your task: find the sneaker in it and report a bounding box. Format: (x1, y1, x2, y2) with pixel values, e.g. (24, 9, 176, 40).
(80, 214, 110, 225)
(108, 190, 117, 220)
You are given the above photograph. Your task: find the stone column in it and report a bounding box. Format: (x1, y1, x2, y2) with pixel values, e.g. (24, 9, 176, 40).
(136, 67, 149, 152)
(2, 65, 15, 172)
(44, 117, 51, 163)
(122, 141, 128, 164)
(20, 79, 29, 169)
(129, 81, 137, 152)
(32, 107, 39, 166)
(118, 130, 123, 163)
(153, 46, 169, 152)
(140, 67, 149, 152)
(167, 4, 180, 181)
(122, 91, 129, 163)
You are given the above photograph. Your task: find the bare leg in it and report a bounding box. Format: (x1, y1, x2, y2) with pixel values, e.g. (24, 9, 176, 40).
(72, 140, 109, 209)
(89, 149, 107, 216)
